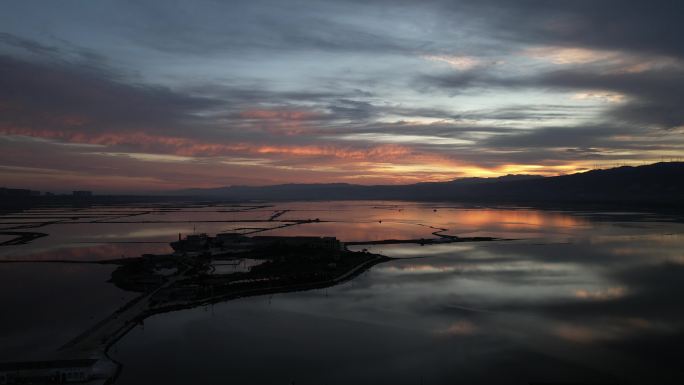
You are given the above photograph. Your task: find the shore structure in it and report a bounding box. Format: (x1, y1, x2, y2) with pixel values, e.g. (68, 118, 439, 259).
(170, 232, 344, 257)
(0, 232, 384, 384)
(0, 229, 503, 384)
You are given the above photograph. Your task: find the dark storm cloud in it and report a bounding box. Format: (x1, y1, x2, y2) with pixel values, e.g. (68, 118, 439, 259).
(121, 0, 684, 60)
(0, 32, 61, 56)
(417, 70, 491, 93)
(483, 125, 636, 149)
(422, 64, 684, 130)
(0, 54, 220, 134)
(538, 68, 684, 128)
(438, 147, 611, 169)
(457, 105, 596, 122)
(313, 103, 598, 139)
(258, 16, 425, 54)
(5, 1, 682, 133)
(0, 38, 390, 157)
(0, 40, 371, 146)
(326, 100, 378, 121)
(0, 32, 119, 77)
(445, 0, 684, 60)
(1, 36, 677, 172)
(413, 0, 684, 132)
(123, 0, 430, 56)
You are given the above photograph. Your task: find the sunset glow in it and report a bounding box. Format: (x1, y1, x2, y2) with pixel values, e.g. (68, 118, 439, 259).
(1, 1, 683, 192)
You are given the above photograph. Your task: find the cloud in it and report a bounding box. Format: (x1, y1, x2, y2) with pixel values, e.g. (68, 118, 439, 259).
(483, 125, 637, 149)
(0, 54, 220, 136)
(447, 0, 684, 60)
(2, 1, 684, 189)
(437, 320, 479, 336)
(0, 32, 61, 56)
(524, 46, 618, 65)
(115, 0, 430, 56)
(421, 64, 684, 130)
(575, 286, 627, 301)
(424, 55, 481, 70)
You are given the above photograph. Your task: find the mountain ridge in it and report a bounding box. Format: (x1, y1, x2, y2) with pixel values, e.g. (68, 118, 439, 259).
(171, 162, 684, 204)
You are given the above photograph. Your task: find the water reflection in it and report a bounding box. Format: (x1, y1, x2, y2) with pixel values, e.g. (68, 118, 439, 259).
(0, 263, 136, 361)
(2, 201, 684, 384)
(0, 243, 172, 261)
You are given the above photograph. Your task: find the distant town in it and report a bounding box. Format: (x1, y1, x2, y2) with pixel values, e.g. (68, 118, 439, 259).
(0, 188, 93, 198)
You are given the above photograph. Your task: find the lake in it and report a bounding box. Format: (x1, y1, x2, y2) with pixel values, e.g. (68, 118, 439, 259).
(1, 201, 683, 384)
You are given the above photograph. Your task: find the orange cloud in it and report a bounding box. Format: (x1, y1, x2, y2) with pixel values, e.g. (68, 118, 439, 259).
(575, 286, 626, 301)
(0, 126, 412, 161)
(5, 123, 653, 187)
(235, 108, 326, 135)
(238, 109, 322, 121)
(255, 143, 411, 160)
(553, 317, 667, 344)
(437, 321, 479, 336)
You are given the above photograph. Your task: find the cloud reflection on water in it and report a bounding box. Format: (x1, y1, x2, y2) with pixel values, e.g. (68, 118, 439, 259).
(2, 202, 684, 383)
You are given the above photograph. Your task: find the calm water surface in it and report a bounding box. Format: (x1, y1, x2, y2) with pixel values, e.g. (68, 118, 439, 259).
(1, 201, 683, 384)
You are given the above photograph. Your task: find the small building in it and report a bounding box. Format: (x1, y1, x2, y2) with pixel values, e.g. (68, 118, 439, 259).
(171, 233, 209, 254)
(72, 191, 93, 197)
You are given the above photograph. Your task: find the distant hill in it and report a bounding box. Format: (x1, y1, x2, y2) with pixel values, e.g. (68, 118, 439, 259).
(173, 174, 543, 200)
(172, 162, 684, 205)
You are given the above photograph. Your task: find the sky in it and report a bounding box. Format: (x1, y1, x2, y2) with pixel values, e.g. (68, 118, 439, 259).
(1, 0, 683, 192)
